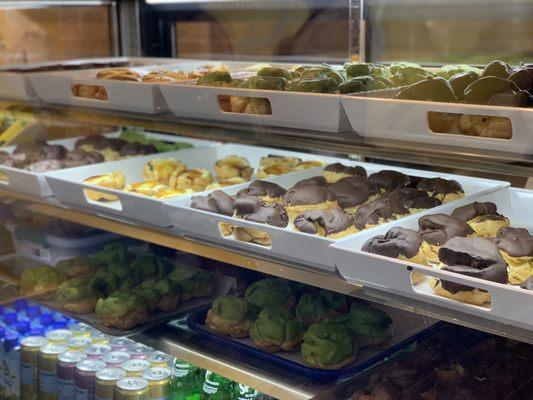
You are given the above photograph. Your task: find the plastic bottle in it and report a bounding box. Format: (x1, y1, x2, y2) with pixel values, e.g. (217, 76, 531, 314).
(3, 313, 17, 327)
(15, 321, 31, 337)
(3, 331, 20, 400)
(172, 358, 203, 400)
(232, 384, 259, 400)
(201, 371, 233, 400)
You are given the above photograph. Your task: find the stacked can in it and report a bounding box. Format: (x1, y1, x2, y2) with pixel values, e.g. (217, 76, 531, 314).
(85, 344, 112, 359)
(46, 329, 73, 345)
(91, 332, 110, 345)
(147, 351, 173, 368)
(74, 359, 107, 400)
(68, 323, 93, 338)
(39, 343, 68, 400)
(94, 368, 127, 400)
(127, 344, 153, 360)
(121, 359, 152, 377)
(67, 337, 92, 352)
(109, 337, 135, 352)
(143, 366, 172, 400)
(56, 350, 88, 400)
(115, 376, 150, 400)
(20, 336, 49, 400)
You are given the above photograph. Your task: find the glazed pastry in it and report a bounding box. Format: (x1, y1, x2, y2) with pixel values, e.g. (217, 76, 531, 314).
(386, 188, 442, 214)
(296, 290, 347, 326)
(259, 154, 301, 168)
(119, 142, 157, 157)
(141, 69, 188, 82)
(368, 170, 410, 192)
(250, 307, 305, 352)
(27, 160, 64, 173)
(457, 114, 512, 139)
(95, 291, 149, 330)
(168, 266, 215, 301)
(151, 278, 182, 312)
(54, 277, 105, 314)
(143, 158, 186, 185)
(205, 177, 247, 190)
(394, 77, 457, 102)
(191, 190, 234, 216)
(282, 183, 338, 220)
(336, 303, 393, 347)
(495, 227, 533, 285)
(463, 76, 519, 105)
(362, 227, 433, 284)
(169, 168, 213, 192)
(205, 295, 254, 338)
(301, 322, 357, 369)
(328, 178, 376, 214)
(293, 176, 329, 187)
(55, 256, 98, 279)
(323, 163, 366, 183)
(294, 160, 324, 170)
(256, 163, 295, 179)
(244, 278, 294, 311)
(354, 195, 409, 230)
(84, 171, 126, 201)
(430, 237, 508, 305)
(232, 196, 289, 246)
(131, 279, 162, 314)
(19, 265, 67, 300)
(124, 181, 170, 197)
(153, 188, 194, 199)
(63, 149, 104, 168)
(96, 68, 141, 81)
(236, 180, 287, 203)
(214, 155, 253, 181)
(451, 202, 510, 237)
(294, 209, 356, 239)
(416, 177, 465, 203)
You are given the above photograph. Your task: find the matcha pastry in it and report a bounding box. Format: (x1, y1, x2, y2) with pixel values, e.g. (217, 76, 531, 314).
(206, 295, 254, 338)
(153, 278, 182, 312)
(129, 255, 174, 280)
(19, 265, 67, 300)
(132, 279, 161, 314)
(55, 256, 98, 278)
(54, 277, 105, 314)
(244, 278, 294, 311)
(296, 290, 347, 326)
(250, 307, 305, 352)
(169, 265, 215, 301)
(95, 291, 149, 330)
(336, 303, 393, 348)
(92, 241, 134, 266)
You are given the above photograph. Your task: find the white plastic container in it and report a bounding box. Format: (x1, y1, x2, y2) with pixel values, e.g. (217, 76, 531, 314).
(164, 162, 508, 272)
(332, 187, 533, 330)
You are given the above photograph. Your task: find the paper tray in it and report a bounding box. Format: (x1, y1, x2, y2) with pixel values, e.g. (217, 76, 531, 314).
(164, 161, 508, 272)
(44, 143, 340, 227)
(341, 94, 533, 154)
(332, 187, 533, 330)
(186, 305, 441, 383)
(0, 131, 218, 198)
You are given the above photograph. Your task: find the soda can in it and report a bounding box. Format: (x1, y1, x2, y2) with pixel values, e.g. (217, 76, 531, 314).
(147, 351, 173, 368)
(57, 351, 87, 400)
(67, 337, 92, 352)
(95, 368, 127, 400)
(102, 351, 131, 368)
(20, 336, 48, 400)
(109, 337, 135, 352)
(142, 367, 172, 400)
(115, 377, 150, 400)
(46, 329, 73, 344)
(84, 343, 112, 359)
(121, 359, 152, 377)
(39, 343, 68, 400)
(91, 331, 110, 345)
(68, 323, 93, 338)
(74, 359, 107, 400)
(126, 343, 153, 359)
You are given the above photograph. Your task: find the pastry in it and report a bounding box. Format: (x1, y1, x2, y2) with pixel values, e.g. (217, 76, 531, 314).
(293, 176, 329, 187)
(27, 159, 64, 173)
(336, 303, 393, 347)
(55, 256, 98, 279)
(131, 279, 162, 314)
(169, 266, 214, 301)
(63, 149, 105, 168)
(19, 265, 67, 300)
(143, 158, 186, 185)
(191, 190, 234, 216)
(451, 202, 510, 237)
(96, 68, 141, 81)
(463, 76, 519, 104)
(328, 178, 376, 214)
(430, 237, 508, 305)
(152, 279, 182, 312)
(394, 77, 457, 102)
(456, 114, 512, 139)
(244, 278, 294, 311)
(495, 227, 533, 285)
(256, 163, 294, 179)
(205, 177, 247, 190)
(386, 188, 442, 214)
(124, 181, 170, 197)
(293, 209, 356, 239)
(362, 227, 433, 284)
(153, 188, 194, 199)
(119, 142, 157, 157)
(205, 295, 254, 338)
(416, 177, 465, 203)
(214, 155, 253, 181)
(294, 160, 324, 170)
(95, 292, 149, 330)
(141, 69, 188, 82)
(232, 196, 289, 246)
(259, 154, 301, 168)
(236, 180, 287, 203)
(295, 290, 347, 326)
(84, 171, 126, 201)
(354, 195, 409, 230)
(323, 163, 367, 183)
(368, 170, 410, 192)
(169, 168, 213, 192)
(282, 183, 338, 220)
(54, 277, 105, 314)
(301, 322, 357, 369)
(249, 307, 305, 352)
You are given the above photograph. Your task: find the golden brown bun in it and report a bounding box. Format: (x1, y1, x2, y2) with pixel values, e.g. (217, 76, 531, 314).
(214, 155, 253, 181)
(233, 227, 272, 246)
(457, 115, 512, 139)
(252, 332, 305, 353)
(429, 278, 491, 306)
(205, 309, 251, 338)
(99, 307, 149, 330)
(84, 171, 125, 201)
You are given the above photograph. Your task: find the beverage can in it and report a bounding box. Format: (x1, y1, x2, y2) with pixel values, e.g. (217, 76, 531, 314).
(126, 343, 153, 359)
(74, 359, 107, 400)
(57, 351, 87, 400)
(67, 337, 92, 352)
(147, 351, 173, 368)
(39, 343, 68, 400)
(46, 329, 73, 344)
(142, 366, 172, 400)
(121, 359, 152, 377)
(102, 351, 131, 368)
(69, 323, 93, 338)
(115, 377, 150, 400)
(84, 344, 112, 359)
(3, 332, 21, 400)
(109, 337, 135, 352)
(20, 336, 48, 400)
(91, 331, 110, 345)
(95, 367, 127, 400)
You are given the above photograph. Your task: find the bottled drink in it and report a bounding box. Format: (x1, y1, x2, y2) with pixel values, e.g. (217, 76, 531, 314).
(171, 359, 203, 400)
(3, 331, 20, 400)
(232, 384, 259, 400)
(201, 371, 233, 400)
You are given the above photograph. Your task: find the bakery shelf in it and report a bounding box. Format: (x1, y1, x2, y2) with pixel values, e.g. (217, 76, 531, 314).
(2, 187, 533, 345)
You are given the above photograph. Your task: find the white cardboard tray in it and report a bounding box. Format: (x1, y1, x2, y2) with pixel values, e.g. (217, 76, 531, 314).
(0, 131, 218, 197)
(44, 144, 339, 227)
(341, 95, 533, 154)
(164, 162, 508, 272)
(331, 187, 533, 330)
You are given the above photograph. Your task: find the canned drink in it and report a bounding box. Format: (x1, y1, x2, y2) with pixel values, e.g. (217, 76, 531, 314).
(147, 351, 173, 368)
(57, 351, 87, 400)
(91, 331, 110, 345)
(102, 351, 131, 368)
(109, 337, 135, 351)
(95, 368, 127, 400)
(74, 359, 107, 400)
(67, 337, 92, 352)
(121, 359, 152, 377)
(69, 323, 93, 338)
(46, 329, 73, 344)
(142, 367, 172, 400)
(20, 336, 49, 400)
(84, 344, 112, 359)
(39, 343, 68, 400)
(115, 377, 150, 400)
(127, 344, 153, 359)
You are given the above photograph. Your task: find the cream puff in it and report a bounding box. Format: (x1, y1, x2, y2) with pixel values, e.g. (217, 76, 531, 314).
(214, 155, 253, 181)
(368, 170, 410, 193)
(385, 188, 442, 215)
(236, 180, 287, 204)
(96, 68, 141, 81)
(259, 155, 301, 168)
(124, 181, 170, 197)
(191, 190, 235, 236)
(142, 69, 188, 82)
(353, 194, 409, 231)
(328, 178, 378, 215)
(294, 160, 325, 170)
(84, 171, 126, 201)
(323, 163, 366, 183)
(294, 209, 356, 239)
(205, 177, 247, 190)
(416, 177, 465, 203)
(282, 183, 339, 220)
(169, 168, 213, 192)
(256, 163, 295, 179)
(143, 158, 186, 185)
(153, 188, 194, 199)
(495, 227, 533, 285)
(451, 202, 510, 237)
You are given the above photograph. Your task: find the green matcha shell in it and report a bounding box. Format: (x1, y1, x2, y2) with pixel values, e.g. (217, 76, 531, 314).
(301, 322, 355, 366)
(244, 278, 293, 310)
(54, 277, 103, 306)
(211, 295, 251, 322)
(95, 291, 144, 317)
(249, 307, 304, 344)
(337, 303, 393, 339)
(20, 265, 66, 294)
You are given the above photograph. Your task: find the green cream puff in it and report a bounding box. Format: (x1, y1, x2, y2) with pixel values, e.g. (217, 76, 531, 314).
(206, 295, 255, 338)
(249, 307, 305, 352)
(336, 303, 393, 348)
(244, 278, 294, 312)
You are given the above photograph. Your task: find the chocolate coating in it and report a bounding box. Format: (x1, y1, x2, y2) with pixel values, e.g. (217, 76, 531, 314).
(191, 190, 234, 216)
(63, 149, 105, 168)
(119, 142, 157, 156)
(13, 140, 47, 154)
(294, 209, 353, 235)
(354, 196, 409, 230)
(368, 170, 410, 191)
(237, 180, 287, 199)
(26, 159, 64, 173)
(328, 180, 371, 208)
(233, 196, 288, 227)
(74, 135, 110, 150)
(293, 176, 328, 187)
(495, 227, 533, 257)
(451, 202, 500, 222)
(418, 214, 475, 246)
(416, 177, 464, 196)
(336, 176, 377, 195)
(324, 163, 366, 177)
(283, 184, 336, 206)
(387, 188, 442, 210)
(362, 227, 423, 259)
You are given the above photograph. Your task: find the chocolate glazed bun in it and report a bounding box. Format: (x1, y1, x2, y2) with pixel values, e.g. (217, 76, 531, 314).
(416, 177, 465, 202)
(293, 176, 328, 188)
(328, 180, 371, 210)
(354, 194, 409, 230)
(495, 227, 533, 285)
(368, 170, 410, 192)
(418, 214, 474, 246)
(324, 163, 367, 177)
(294, 209, 354, 237)
(451, 201, 499, 221)
(233, 196, 288, 227)
(191, 190, 234, 216)
(387, 188, 442, 211)
(451, 201, 510, 237)
(363, 227, 424, 259)
(63, 149, 105, 168)
(283, 184, 336, 206)
(237, 180, 287, 199)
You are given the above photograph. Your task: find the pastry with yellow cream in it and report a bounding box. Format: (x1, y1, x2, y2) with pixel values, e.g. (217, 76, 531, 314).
(282, 183, 339, 220)
(169, 168, 213, 192)
(416, 177, 465, 203)
(294, 160, 324, 170)
(495, 227, 533, 285)
(124, 181, 169, 197)
(451, 202, 510, 237)
(323, 163, 366, 183)
(259, 155, 301, 169)
(205, 177, 247, 190)
(237, 180, 287, 204)
(256, 163, 295, 179)
(214, 155, 253, 182)
(294, 209, 357, 239)
(84, 171, 126, 201)
(143, 158, 186, 185)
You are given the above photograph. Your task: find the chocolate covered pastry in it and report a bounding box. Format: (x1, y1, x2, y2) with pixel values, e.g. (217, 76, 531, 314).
(451, 202, 510, 237)
(368, 170, 410, 192)
(191, 190, 234, 216)
(328, 179, 376, 214)
(63, 149, 105, 168)
(431, 237, 508, 305)
(237, 180, 287, 203)
(354, 195, 409, 230)
(283, 183, 338, 219)
(26, 160, 64, 173)
(495, 227, 533, 285)
(387, 188, 442, 214)
(294, 209, 356, 239)
(416, 177, 465, 203)
(323, 163, 366, 183)
(119, 142, 157, 157)
(293, 176, 329, 188)
(362, 227, 433, 284)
